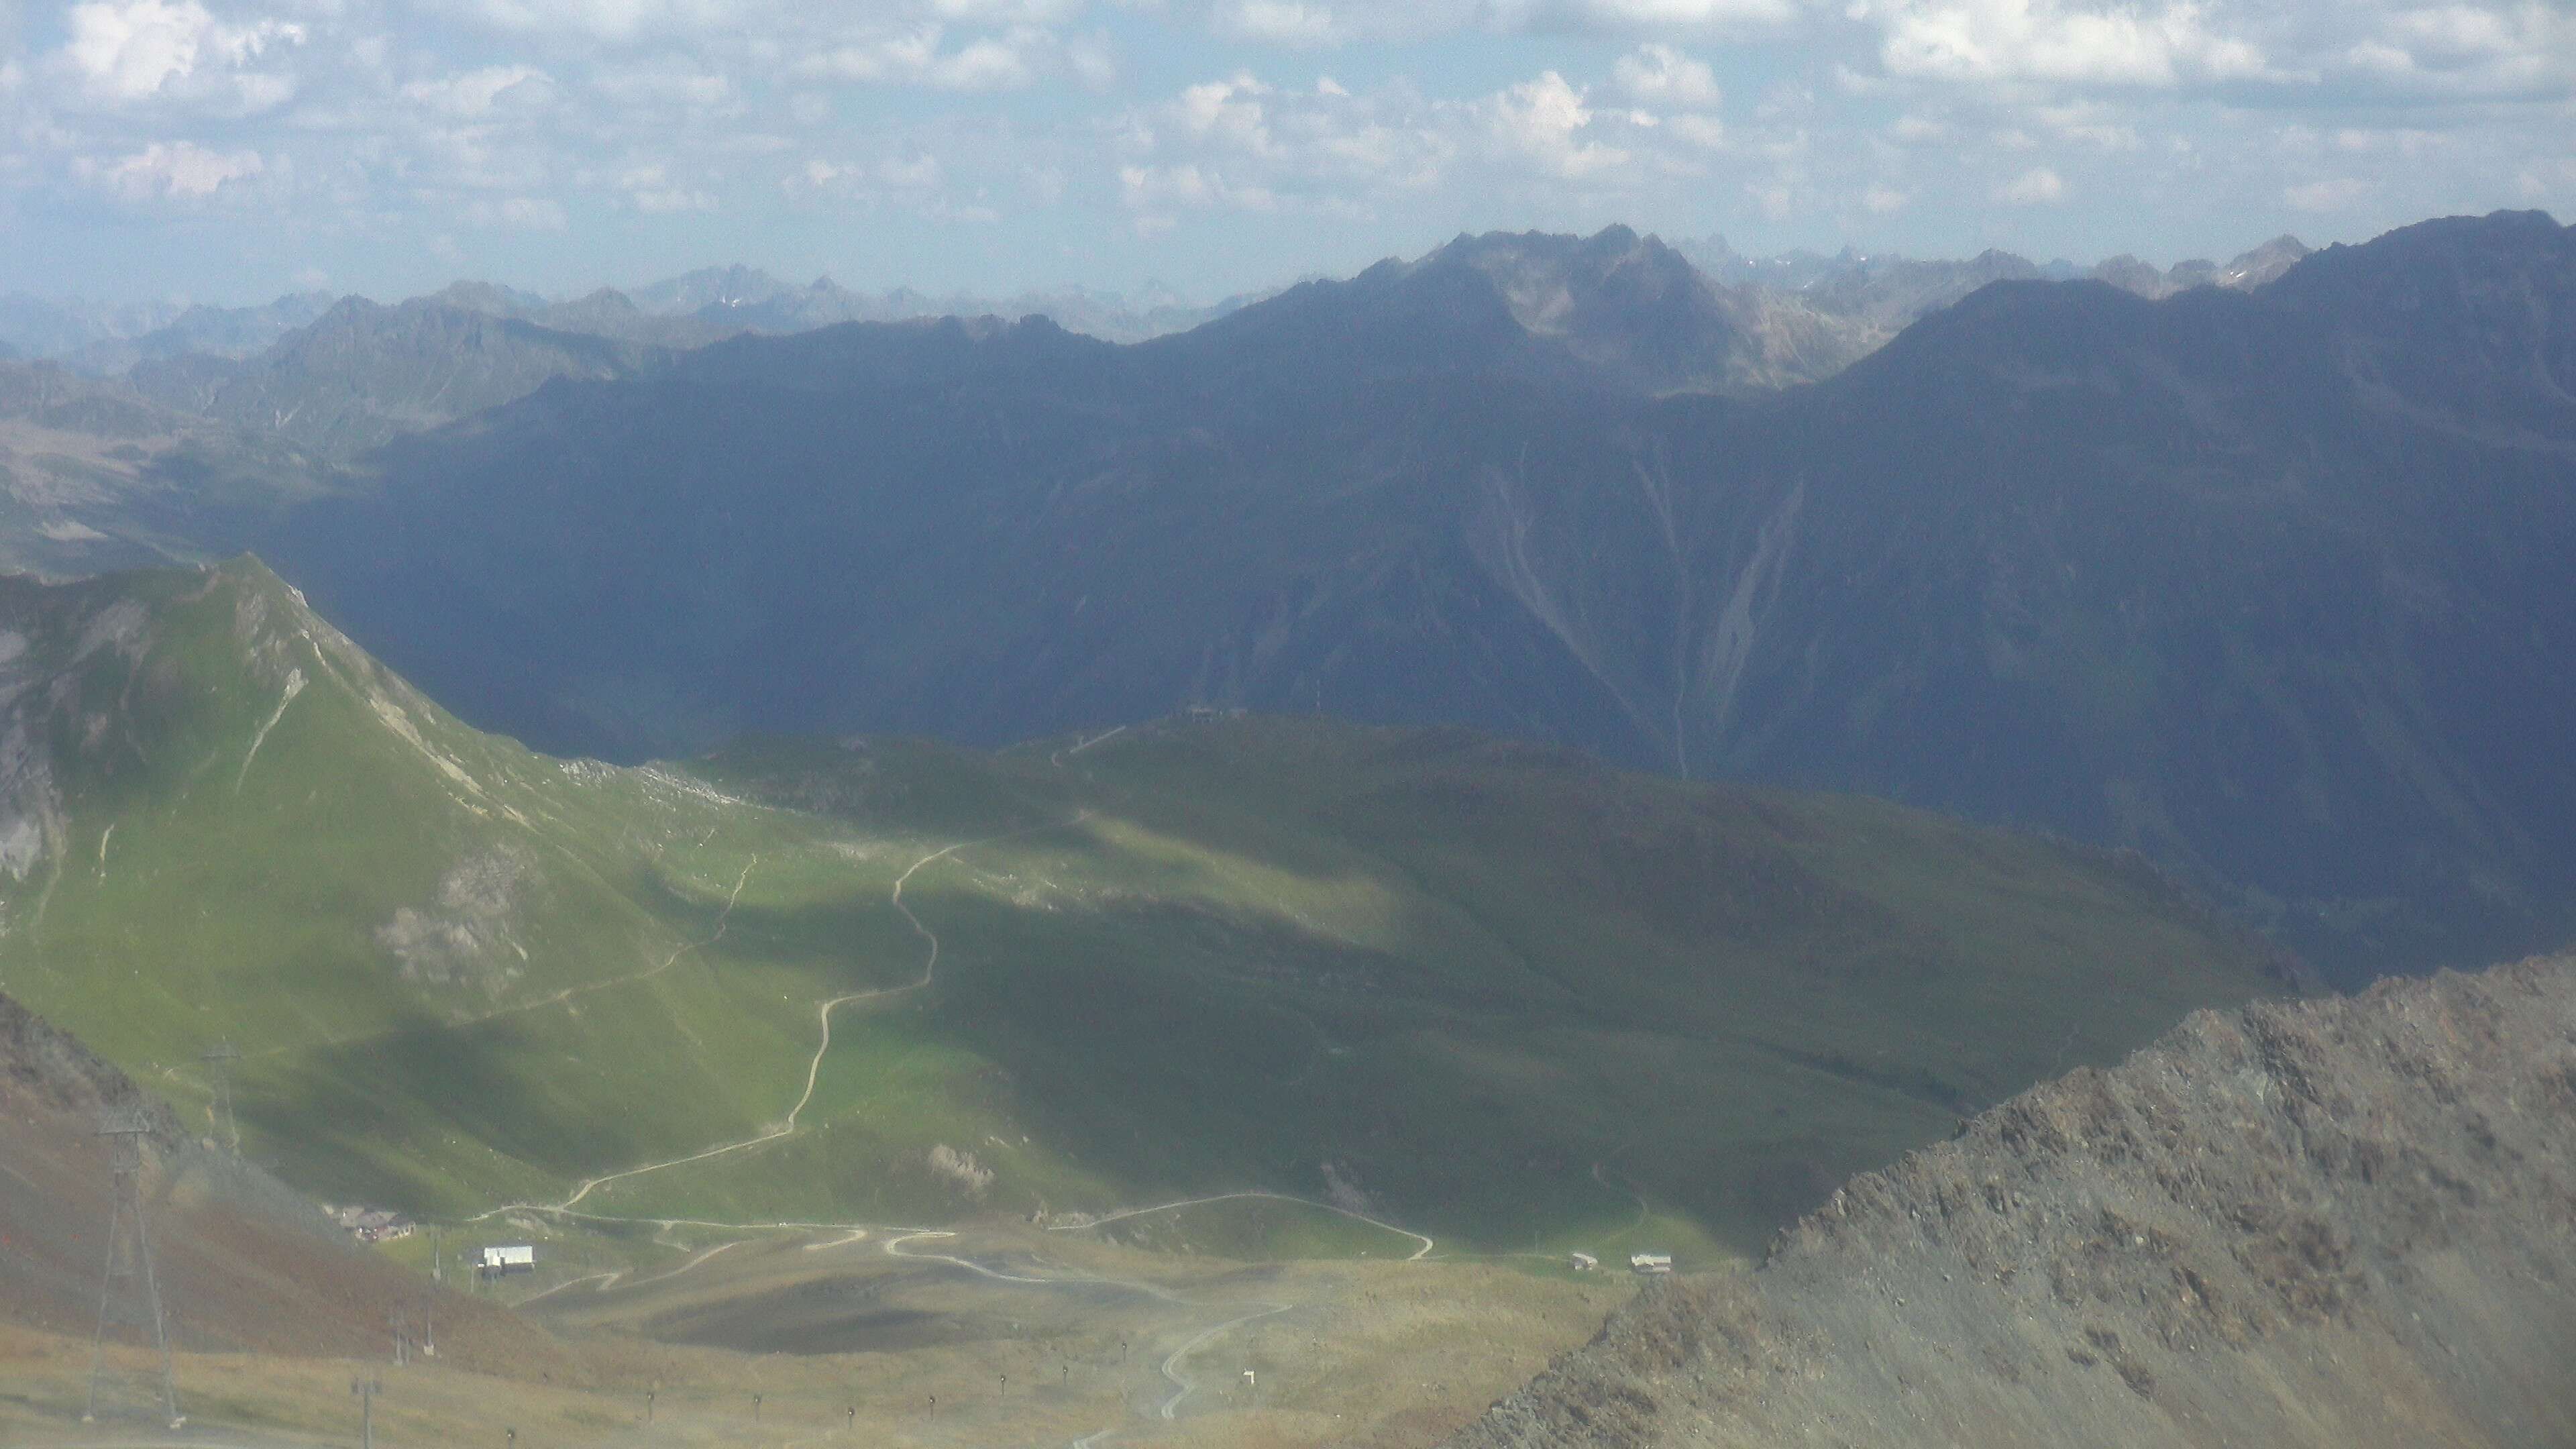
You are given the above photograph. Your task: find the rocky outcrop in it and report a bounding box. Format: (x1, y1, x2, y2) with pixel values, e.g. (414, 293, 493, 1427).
(1449, 955, 2576, 1448)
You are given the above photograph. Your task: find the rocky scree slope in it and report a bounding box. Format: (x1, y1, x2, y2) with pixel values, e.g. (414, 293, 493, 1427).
(1449, 953, 2576, 1449)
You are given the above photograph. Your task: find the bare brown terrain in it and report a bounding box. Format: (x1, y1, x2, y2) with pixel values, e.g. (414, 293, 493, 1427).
(1449, 955, 2576, 1449)
(3, 986, 1618, 1446)
(0, 989, 557, 1372)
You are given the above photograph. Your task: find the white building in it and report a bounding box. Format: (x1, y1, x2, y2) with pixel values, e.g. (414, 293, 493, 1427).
(478, 1244, 537, 1277)
(1570, 1252, 1599, 1272)
(1629, 1252, 1674, 1275)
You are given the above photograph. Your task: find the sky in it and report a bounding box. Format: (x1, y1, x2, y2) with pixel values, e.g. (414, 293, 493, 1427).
(1, 0, 2571, 305)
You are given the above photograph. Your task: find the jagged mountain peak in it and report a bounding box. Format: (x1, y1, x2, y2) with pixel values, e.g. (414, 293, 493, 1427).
(631, 262, 798, 315)
(2222, 233, 2310, 287)
(1177, 223, 1749, 396)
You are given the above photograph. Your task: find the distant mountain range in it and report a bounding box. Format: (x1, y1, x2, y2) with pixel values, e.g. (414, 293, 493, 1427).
(1674, 231, 2312, 378)
(3, 231, 2309, 386)
(0, 229, 2317, 476)
(0, 212, 2564, 982)
(0, 268, 1260, 377)
(243, 211, 2576, 983)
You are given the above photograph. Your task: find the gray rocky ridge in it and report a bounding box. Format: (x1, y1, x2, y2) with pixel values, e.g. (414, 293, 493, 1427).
(1449, 956, 2576, 1448)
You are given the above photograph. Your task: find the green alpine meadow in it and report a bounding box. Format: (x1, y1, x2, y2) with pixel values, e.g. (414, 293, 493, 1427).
(1, 558, 2279, 1260)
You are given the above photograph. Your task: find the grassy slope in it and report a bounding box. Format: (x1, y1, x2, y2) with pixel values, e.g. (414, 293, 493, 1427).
(0, 561, 2282, 1258)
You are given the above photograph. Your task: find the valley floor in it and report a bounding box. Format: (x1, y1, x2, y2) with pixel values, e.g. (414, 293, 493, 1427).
(1, 1223, 1625, 1449)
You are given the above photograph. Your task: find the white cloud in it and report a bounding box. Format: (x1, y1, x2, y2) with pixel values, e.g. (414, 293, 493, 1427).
(588, 61, 735, 111)
(619, 162, 713, 211)
(1863, 181, 1909, 211)
(879, 152, 943, 188)
(402, 64, 553, 118)
(785, 141, 1006, 223)
(443, 0, 745, 43)
(804, 28, 941, 83)
(933, 0, 1085, 19)
(1996, 163, 2063, 202)
(466, 194, 568, 229)
(1194, 0, 1798, 43)
(1485, 0, 1799, 28)
(1483, 70, 1628, 178)
(2284, 175, 2371, 210)
(1667, 112, 1726, 148)
(78, 138, 262, 197)
(1611, 42, 1722, 107)
(934, 33, 1042, 89)
(799, 22, 1063, 91)
(1177, 72, 1275, 149)
(1120, 68, 1452, 203)
(1215, 1, 1346, 46)
(1556, 0, 1796, 22)
(59, 0, 304, 105)
(2329, 3, 2576, 96)
(1864, 0, 2272, 87)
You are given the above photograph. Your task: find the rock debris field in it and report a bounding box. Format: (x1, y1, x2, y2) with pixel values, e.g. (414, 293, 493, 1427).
(1450, 955, 2576, 1449)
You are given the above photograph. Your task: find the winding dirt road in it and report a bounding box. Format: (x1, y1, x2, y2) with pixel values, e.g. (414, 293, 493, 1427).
(462, 808, 1447, 1442)
(478, 816, 1083, 1223)
(1052, 1191, 1436, 1261)
(1157, 1300, 1293, 1420)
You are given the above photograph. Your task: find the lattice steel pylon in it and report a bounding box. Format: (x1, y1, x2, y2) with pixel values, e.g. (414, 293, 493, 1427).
(199, 1041, 242, 1154)
(84, 1112, 182, 1430)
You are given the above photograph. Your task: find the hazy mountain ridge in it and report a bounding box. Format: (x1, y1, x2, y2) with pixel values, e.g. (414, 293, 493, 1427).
(0, 224, 2318, 500)
(1448, 953, 2576, 1449)
(1679, 231, 2314, 383)
(0, 358, 333, 575)
(127, 294, 665, 460)
(5, 227, 2305, 384)
(630, 265, 1255, 344)
(252, 211, 2576, 979)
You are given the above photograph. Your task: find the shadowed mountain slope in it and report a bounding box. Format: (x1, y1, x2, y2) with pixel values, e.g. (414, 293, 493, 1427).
(257, 211, 2576, 979)
(0, 560, 2278, 1254)
(1447, 953, 2576, 1449)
